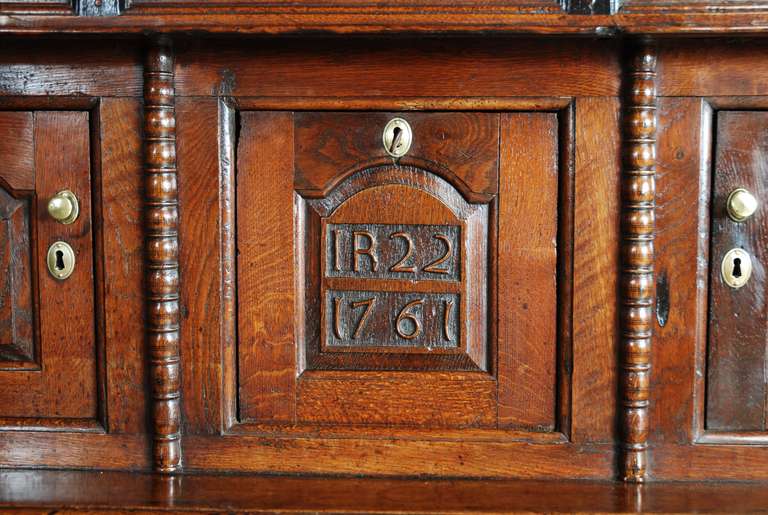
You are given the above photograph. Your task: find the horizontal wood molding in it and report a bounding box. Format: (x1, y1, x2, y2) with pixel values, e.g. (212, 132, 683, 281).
(5, 12, 768, 35)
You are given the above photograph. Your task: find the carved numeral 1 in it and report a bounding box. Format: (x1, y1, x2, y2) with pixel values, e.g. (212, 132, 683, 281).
(443, 298, 454, 341)
(333, 296, 344, 339)
(424, 234, 452, 274)
(332, 229, 342, 272)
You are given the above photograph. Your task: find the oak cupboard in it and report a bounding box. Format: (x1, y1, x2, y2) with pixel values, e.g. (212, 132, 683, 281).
(1, 3, 768, 512)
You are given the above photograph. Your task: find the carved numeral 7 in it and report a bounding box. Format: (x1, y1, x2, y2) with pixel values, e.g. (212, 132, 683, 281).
(350, 297, 376, 339)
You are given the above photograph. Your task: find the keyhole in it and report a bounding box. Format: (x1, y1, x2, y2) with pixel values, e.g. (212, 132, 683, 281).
(55, 250, 65, 271)
(390, 126, 403, 153)
(733, 257, 742, 278)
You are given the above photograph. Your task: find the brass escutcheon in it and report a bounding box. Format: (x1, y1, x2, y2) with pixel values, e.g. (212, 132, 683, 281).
(46, 241, 76, 280)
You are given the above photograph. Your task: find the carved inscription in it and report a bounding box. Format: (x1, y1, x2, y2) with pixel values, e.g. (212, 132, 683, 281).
(325, 223, 460, 281)
(324, 289, 459, 349)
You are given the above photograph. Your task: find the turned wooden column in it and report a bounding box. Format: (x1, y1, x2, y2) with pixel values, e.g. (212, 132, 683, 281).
(620, 41, 657, 482)
(144, 40, 182, 473)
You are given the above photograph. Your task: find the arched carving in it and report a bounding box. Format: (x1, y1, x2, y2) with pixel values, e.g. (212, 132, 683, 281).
(298, 164, 490, 373)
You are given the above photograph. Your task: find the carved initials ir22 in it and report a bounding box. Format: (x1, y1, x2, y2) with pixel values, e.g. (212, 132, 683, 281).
(325, 223, 460, 281)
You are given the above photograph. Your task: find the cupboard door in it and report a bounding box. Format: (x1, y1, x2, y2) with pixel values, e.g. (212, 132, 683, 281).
(0, 111, 100, 429)
(236, 111, 563, 431)
(706, 111, 768, 432)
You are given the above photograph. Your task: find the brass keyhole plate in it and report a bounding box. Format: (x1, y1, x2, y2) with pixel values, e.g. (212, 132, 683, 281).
(382, 118, 413, 159)
(46, 241, 76, 280)
(721, 247, 752, 289)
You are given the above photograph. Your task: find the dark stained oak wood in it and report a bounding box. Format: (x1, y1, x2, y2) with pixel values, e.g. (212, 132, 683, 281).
(650, 97, 711, 446)
(176, 97, 231, 435)
(236, 111, 297, 425)
(295, 112, 499, 202)
(8, 11, 768, 35)
(0, 111, 34, 192)
(7, 470, 768, 514)
(183, 434, 614, 478)
(571, 96, 620, 445)
(9, 10, 768, 494)
(0, 470, 764, 513)
(658, 39, 768, 98)
(497, 112, 560, 431)
(0, 39, 141, 98)
(0, 112, 36, 367)
(99, 98, 148, 435)
(174, 38, 621, 99)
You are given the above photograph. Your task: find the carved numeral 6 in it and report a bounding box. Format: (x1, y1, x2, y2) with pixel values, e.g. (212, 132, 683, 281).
(395, 299, 424, 340)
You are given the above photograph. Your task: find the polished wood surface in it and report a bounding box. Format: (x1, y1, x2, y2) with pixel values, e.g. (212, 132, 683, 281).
(4, 470, 768, 513)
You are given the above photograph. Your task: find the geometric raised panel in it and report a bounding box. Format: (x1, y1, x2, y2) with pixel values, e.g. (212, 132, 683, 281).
(0, 186, 37, 367)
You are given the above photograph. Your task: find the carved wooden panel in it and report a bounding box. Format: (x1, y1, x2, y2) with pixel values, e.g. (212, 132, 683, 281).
(0, 188, 36, 366)
(301, 164, 489, 372)
(0, 111, 99, 427)
(236, 110, 564, 431)
(706, 111, 768, 433)
(0, 112, 36, 368)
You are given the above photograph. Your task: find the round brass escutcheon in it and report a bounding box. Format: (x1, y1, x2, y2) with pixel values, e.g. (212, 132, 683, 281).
(46, 241, 76, 281)
(47, 190, 80, 225)
(721, 247, 752, 290)
(726, 188, 758, 222)
(382, 118, 413, 159)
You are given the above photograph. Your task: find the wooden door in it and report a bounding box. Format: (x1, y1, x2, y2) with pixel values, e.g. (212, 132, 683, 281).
(235, 111, 563, 432)
(706, 111, 768, 433)
(0, 111, 100, 430)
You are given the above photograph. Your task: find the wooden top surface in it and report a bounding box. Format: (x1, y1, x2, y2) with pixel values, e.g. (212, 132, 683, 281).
(1, 469, 767, 513)
(4, 3, 768, 35)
